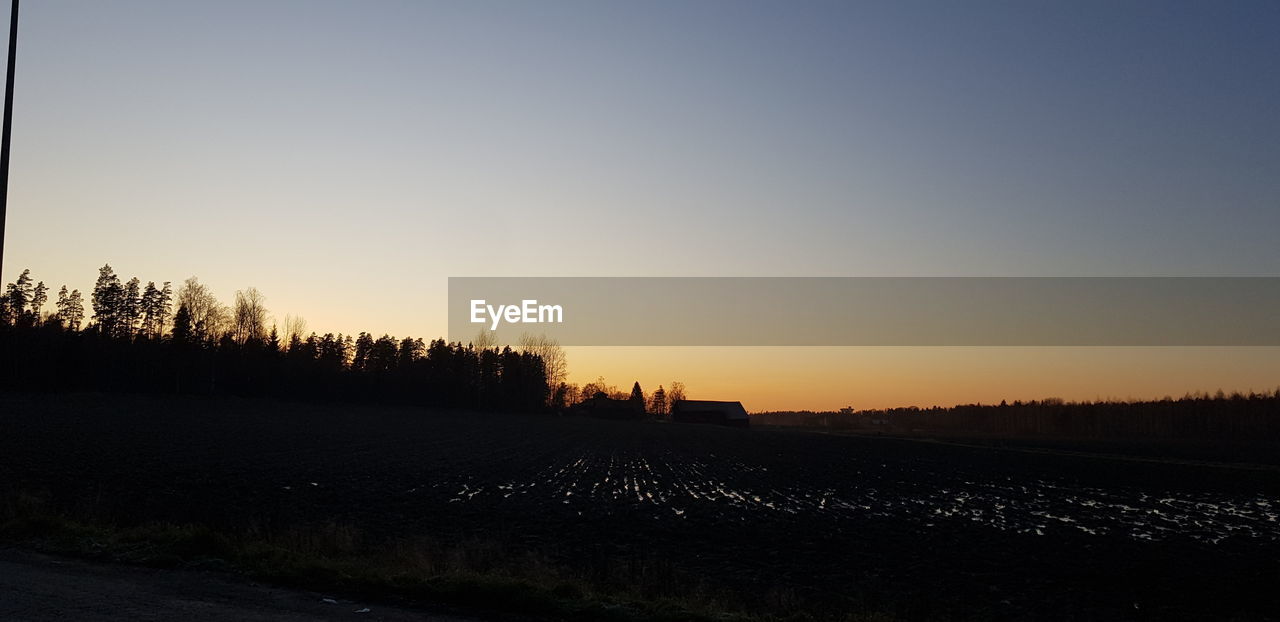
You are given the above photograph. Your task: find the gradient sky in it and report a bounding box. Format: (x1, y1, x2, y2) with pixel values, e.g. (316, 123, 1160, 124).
(3, 1, 1279, 410)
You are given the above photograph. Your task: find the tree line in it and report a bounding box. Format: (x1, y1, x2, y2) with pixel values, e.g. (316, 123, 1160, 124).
(1, 265, 549, 411)
(753, 391, 1280, 444)
(570, 377, 688, 417)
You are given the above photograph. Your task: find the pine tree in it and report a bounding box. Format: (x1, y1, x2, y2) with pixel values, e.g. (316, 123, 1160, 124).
(140, 281, 161, 338)
(136, 281, 173, 339)
(4, 269, 33, 322)
(286, 332, 304, 358)
(171, 304, 194, 345)
(65, 290, 85, 331)
(159, 281, 173, 327)
(55, 285, 70, 327)
(123, 277, 142, 337)
(319, 333, 339, 366)
(370, 334, 399, 373)
(92, 264, 124, 337)
(398, 337, 424, 368)
(630, 381, 644, 404)
(341, 335, 354, 367)
(352, 332, 374, 371)
(301, 333, 319, 360)
(31, 281, 48, 321)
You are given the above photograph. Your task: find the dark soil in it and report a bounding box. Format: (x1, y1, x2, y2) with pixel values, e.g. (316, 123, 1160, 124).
(1, 392, 1276, 620)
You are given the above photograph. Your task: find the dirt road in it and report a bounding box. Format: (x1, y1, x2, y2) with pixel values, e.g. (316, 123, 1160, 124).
(0, 548, 478, 621)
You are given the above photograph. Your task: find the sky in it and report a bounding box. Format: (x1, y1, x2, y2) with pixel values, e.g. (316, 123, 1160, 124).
(3, 1, 1279, 410)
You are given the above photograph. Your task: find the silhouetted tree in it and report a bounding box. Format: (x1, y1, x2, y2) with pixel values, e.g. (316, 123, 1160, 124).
(171, 304, 194, 345)
(232, 287, 268, 343)
(177, 277, 227, 343)
(282, 314, 307, 345)
(54, 285, 70, 327)
(398, 336, 424, 367)
(122, 277, 142, 336)
(550, 382, 571, 410)
(473, 329, 498, 351)
(139, 281, 172, 339)
(285, 331, 304, 359)
(580, 376, 622, 402)
(30, 281, 48, 321)
(650, 385, 667, 417)
(4, 268, 34, 325)
(369, 335, 399, 373)
(560, 383, 581, 407)
(300, 332, 320, 361)
(318, 333, 348, 370)
(1, 264, 553, 414)
(61, 288, 84, 331)
(352, 332, 374, 371)
(668, 381, 687, 404)
(518, 333, 567, 402)
(92, 264, 125, 337)
(53, 285, 84, 330)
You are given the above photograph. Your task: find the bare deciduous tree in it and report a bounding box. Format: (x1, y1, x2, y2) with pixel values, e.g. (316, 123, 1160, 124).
(668, 381, 687, 405)
(177, 277, 228, 343)
(282, 314, 308, 344)
(580, 376, 626, 401)
(473, 328, 499, 351)
(518, 332, 567, 397)
(233, 287, 269, 343)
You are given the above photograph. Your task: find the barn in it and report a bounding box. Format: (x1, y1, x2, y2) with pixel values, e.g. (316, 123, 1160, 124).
(670, 400, 750, 428)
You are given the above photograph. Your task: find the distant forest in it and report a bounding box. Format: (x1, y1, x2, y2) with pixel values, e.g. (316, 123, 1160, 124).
(755, 392, 1280, 447)
(0, 266, 550, 411)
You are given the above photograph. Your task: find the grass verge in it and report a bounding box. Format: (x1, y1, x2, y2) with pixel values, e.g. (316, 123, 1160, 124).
(0, 490, 889, 622)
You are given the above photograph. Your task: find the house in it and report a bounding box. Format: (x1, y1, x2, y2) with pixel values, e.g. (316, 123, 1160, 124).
(670, 400, 750, 428)
(574, 392, 646, 420)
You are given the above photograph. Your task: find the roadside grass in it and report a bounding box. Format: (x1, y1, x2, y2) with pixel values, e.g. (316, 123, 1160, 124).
(0, 490, 891, 622)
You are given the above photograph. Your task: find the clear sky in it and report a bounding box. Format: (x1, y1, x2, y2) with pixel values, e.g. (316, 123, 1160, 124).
(3, 1, 1278, 410)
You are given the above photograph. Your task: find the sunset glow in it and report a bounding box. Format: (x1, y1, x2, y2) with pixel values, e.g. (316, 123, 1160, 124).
(3, 1, 1277, 411)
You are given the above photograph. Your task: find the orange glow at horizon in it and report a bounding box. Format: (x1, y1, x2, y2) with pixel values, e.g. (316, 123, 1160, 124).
(564, 346, 1280, 412)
